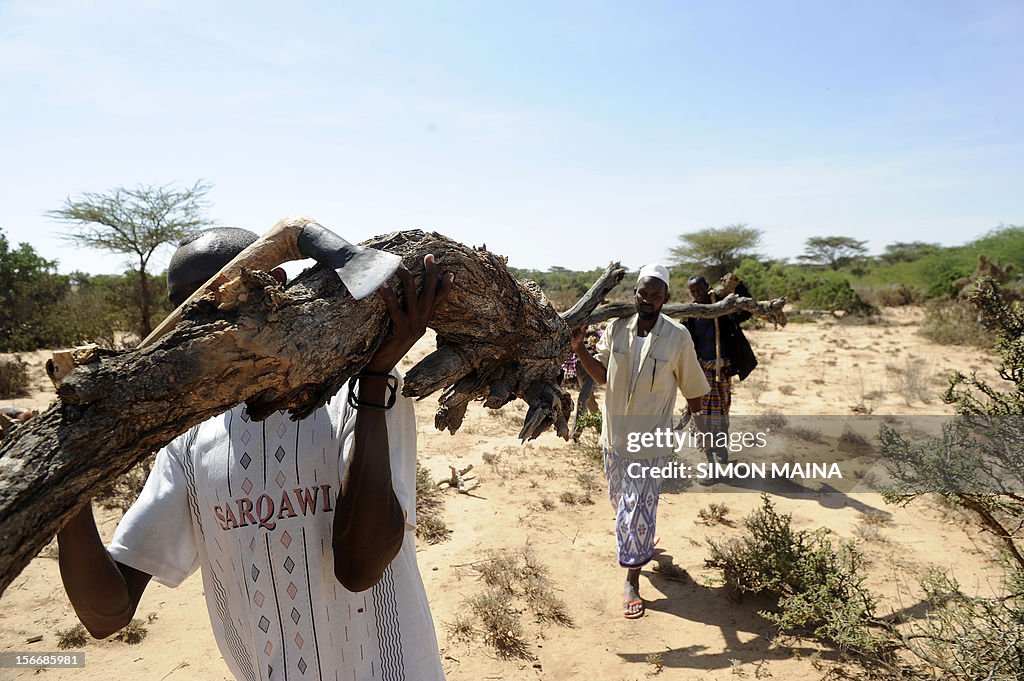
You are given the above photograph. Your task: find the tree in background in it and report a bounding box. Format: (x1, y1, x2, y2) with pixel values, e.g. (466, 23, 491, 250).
(47, 181, 212, 338)
(0, 228, 70, 351)
(798, 236, 868, 270)
(669, 223, 763, 281)
(880, 240, 941, 265)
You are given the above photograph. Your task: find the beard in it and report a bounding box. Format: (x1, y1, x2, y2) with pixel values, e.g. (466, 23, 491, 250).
(636, 304, 659, 320)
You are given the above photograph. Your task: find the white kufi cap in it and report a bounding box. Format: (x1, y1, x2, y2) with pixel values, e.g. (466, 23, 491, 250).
(637, 263, 670, 289)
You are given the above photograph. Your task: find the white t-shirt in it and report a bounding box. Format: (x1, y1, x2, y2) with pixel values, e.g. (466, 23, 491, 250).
(109, 371, 444, 681)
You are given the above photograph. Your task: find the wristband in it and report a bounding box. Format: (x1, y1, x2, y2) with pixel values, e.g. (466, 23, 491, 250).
(347, 372, 399, 411)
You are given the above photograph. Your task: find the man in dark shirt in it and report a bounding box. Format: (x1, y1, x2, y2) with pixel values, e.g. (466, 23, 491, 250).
(683, 275, 758, 473)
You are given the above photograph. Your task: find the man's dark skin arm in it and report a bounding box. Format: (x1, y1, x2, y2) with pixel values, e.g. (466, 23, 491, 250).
(570, 325, 608, 385)
(58, 254, 452, 635)
(332, 255, 452, 591)
(57, 506, 151, 639)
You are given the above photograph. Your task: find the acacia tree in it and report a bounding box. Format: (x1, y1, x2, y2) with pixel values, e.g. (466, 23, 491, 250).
(48, 181, 212, 338)
(669, 224, 763, 280)
(798, 236, 868, 270)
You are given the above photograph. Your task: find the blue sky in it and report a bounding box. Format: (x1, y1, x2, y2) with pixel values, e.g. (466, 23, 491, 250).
(1, 1, 1021, 276)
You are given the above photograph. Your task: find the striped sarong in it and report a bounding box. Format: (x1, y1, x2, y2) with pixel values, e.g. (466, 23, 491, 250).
(699, 361, 732, 462)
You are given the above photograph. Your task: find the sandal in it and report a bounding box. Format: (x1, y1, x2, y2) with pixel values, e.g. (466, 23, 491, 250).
(622, 598, 645, 619)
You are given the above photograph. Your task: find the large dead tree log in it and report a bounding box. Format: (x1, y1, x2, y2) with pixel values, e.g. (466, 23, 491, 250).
(0, 239, 783, 595)
(0, 229, 602, 596)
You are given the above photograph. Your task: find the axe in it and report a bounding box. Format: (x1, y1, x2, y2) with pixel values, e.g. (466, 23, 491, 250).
(139, 216, 402, 349)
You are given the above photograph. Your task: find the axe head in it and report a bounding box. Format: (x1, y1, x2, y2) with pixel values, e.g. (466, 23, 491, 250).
(298, 224, 402, 300)
(333, 241, 403, 300)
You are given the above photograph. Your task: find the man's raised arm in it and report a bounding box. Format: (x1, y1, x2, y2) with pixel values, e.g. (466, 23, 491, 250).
(332, 255, 452, 592)
(571, 325, 608, 385)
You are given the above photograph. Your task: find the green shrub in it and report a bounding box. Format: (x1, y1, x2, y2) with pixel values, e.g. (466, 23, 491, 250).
(706, 495, 890, 656)
(880, 276, 1024, 680)
(799, 279, 877, 316)
(572, 409, 603, 465)
(904, 567, 1024, 681)
(734, 259, 813, 301)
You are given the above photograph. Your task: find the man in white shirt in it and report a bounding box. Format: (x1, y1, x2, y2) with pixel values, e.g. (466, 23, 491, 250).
(57, 227, 451, 680)
(572, 263, 709, 619)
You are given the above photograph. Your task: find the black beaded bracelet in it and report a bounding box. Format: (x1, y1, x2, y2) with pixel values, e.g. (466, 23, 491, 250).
(347, 372, 399, 411)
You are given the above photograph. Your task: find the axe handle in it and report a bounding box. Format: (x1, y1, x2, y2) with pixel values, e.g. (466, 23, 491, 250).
(139, 216, 313, 349)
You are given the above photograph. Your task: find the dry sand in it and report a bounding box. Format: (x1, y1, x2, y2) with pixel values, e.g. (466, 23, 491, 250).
(0, 307, 1007, 680)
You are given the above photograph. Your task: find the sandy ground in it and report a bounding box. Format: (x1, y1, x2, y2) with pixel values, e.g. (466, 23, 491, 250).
(0, 307, 1008, 680)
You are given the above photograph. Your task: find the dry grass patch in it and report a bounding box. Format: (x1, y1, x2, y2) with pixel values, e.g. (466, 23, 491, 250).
(559, 490, 593, 506)
(645, 651, 664, 675)
(55, 624, 88, 649)
(447, 547, 572, 660)
(787, 426, 826, 444)
(575, 471, 600, 493)
(752, 411, 787, 431)
(885, 356, 934, 405)
(0, 355, 29, 397)
(697, 502, 733, 526)
(94, 456, 153, 513)
(415, 462, 451, 544)
(113, 619, 148, 644)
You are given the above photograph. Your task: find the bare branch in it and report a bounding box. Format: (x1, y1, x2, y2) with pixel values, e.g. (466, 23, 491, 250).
(585, 294, 788, 326)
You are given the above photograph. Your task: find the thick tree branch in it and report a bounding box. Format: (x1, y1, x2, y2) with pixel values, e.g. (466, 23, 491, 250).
(0, 229, 575, 595)
(559, 261, 627, 328)
(586, 294, 788, 326)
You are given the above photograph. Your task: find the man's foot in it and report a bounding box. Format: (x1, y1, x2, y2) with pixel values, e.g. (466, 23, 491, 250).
(622, 580, 645, 619)
(623, 568, 645, 619)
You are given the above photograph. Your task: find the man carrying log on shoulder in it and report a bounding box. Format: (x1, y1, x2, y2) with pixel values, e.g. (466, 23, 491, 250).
(571, 264, 710, 619)
(57, 227, 452, 681)
(683, 274, 758, 482)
